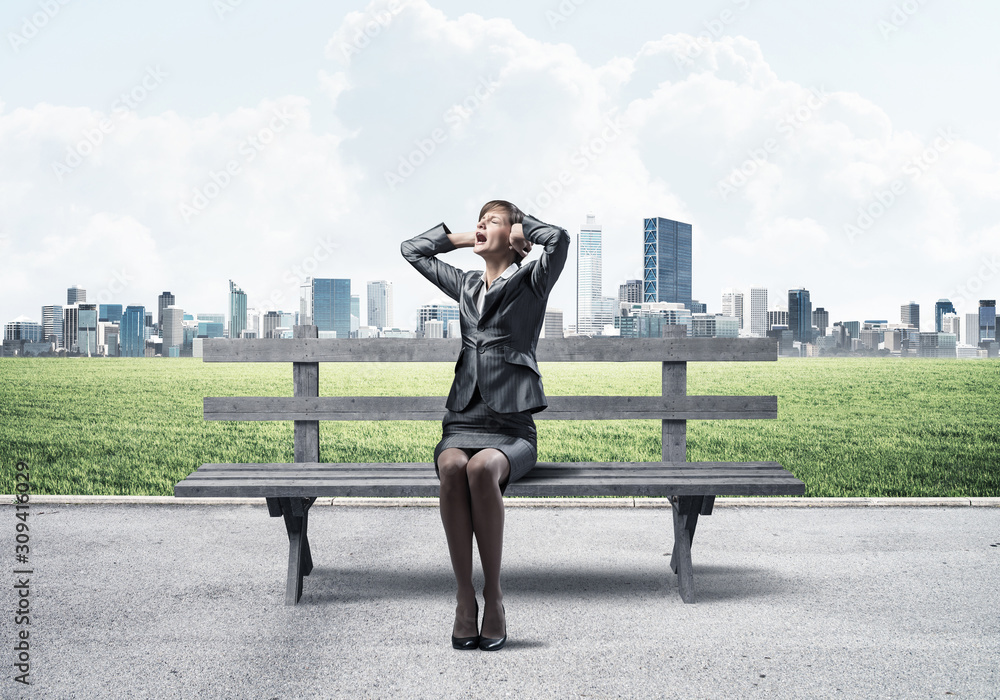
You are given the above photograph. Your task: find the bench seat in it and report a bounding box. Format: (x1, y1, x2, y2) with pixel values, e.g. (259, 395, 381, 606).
(175, 461, 805, 498)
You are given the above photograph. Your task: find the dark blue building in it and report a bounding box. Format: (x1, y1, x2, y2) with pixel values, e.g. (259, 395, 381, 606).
(934, 299, 955, 332)
(99, 304, 123, 324)
(788, 288, 813, 343)
(121, 305, 145, 357)
(313, 278, 352, 339)
(643, 217, 692, 309)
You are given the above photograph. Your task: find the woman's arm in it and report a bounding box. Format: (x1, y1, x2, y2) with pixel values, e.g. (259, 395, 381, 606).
(515, 214, 571, 297)
(400, 223, 471, 303)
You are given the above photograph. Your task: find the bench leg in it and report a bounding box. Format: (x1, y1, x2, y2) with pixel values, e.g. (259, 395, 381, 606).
(268, 497, 317, 605)
(670, 495, 707, 604)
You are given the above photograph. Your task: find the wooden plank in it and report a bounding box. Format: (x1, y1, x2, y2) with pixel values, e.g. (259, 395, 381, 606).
(671, 496, 697, 603)
(190, 460, 788, 471)
(181, 467, 797, 480)
(661, 361, 687, 462)
(202, 337, 779, 364)
(293, 325, 320, 464)
(202, 395, 778, 421)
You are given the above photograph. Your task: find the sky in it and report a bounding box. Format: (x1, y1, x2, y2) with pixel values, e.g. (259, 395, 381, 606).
(2, 0, 999, 333)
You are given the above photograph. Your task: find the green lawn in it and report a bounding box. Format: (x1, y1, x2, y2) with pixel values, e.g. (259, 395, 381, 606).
(1, 357, 997, 497)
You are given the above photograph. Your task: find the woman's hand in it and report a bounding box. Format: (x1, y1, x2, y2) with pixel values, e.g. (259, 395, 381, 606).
(508, 224, 532, 258)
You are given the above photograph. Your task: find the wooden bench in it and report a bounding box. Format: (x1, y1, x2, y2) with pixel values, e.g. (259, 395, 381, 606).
(175, 325, 804, 605)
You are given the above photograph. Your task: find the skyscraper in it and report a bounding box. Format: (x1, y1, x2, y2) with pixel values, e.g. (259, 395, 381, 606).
(618, 280, 642, 304)
(721, 289, 744, 331)
(788, 289, 813, 343)
(162, 305, 184, 352)
(158, 291, 175, 330)
(350, 294, 360, 336)
(67, 285, 86, 305)
(313, 278, 351, 339)
(418, 303, 460, 338)
(942, 312, 961, 343)
(901, 301, 919, 329)
(964, 313, 980, 347)
(367, 280, 394, 329)
(121, 306, 146, 357)
(979, 300, 997, 346)
(812, 307, 830, 337)
(542, 308, 564, 339)
(643, 216, 692, 309)
(62, 305, 80, 352)
(934, 299, 956, 332)
(748, 286, 767, 338)
(299, 277, 313, 326)
(77, 303, 98, 355)
(228, 280, 247, 339)
(99, 304, 123, 324)
(42, 304, 64, 348)
(577, 213, 603, 335)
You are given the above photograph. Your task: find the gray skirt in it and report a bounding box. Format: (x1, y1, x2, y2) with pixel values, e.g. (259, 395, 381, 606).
(433, 384, 537, 496)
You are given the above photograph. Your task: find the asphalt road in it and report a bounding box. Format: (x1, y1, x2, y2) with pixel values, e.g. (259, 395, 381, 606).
(2, 502, 998, 698)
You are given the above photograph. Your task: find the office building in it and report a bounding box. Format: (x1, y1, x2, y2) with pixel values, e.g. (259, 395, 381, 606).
(643, 216, 692, 309)
(121, 306, 146, 357)
(63, 305, 80, 352)
(964, 313, 980, 347)
(42, 304, 64, 348)
(418, 303, 460, 338)
(618, 280, 642, 304)
(158, 291, 175, 331)
(542, 308, 564, 339)
(262, 311, 281, 339)
(313, 278, 352, 340)
(367, 280, 394, 329)
(748, 286, 767, 338)
(788, 288, 813, 343)
(934, 299, 956, 332)
(99, 304, 123, 325)
(689, 300, 707, 313)
(577, 213, 603, 336)
(446, 320, 461, 339)
(691, 314, 739, 338)
(299, 277, 313, 326)
(350, 294, 360, 333)
(423, 319, 444, 339)
(721, 289, 744, 331)
(616, 302, 691, 339)
(901, 301, 919, 330)
(162, 305, 184, 353)
(942, 313, 961, 343)
(4, 316, 43, 342)
(78, 304, 98, 355)
(812, 307, 829, 337)
(67, 285, 86, 305)
(228, 280, 248, 339)
(767, 308, 788, 330)
(918, 332, 957, 358)
(979, 300, 997, 346)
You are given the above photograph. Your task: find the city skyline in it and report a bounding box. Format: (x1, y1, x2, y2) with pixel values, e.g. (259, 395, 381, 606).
(3, 1, 999, 334)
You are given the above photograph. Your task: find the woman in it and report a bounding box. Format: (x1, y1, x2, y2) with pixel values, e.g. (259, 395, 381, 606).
(401, 200, 570, 651)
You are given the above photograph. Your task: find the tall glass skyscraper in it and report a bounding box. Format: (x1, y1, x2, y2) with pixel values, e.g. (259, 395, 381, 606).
(721, 289, 744, 331)
(643, 217, 692, 309)
(788, 288, 813, 343)
(121, 306, 146, 357)
(78, 304, 98, 355)
(228, 280, 247, 339)
(67, 285, 86, 305)
(367, 280, 393, 329)
(99, 304, 123, 324)
(901, 301, 919, 329)
(42, 304, 64, 348)
(158, 291, 175, 330)
(313, 278, 351, 339)
(577, 213, 603, 336)
(934, 299, 956, 332)
(748, 285, 767, 338)
(979, 300, 997, 345)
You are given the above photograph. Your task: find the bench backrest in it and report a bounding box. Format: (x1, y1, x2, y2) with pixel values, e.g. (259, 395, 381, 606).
(202, 325, 778, 463)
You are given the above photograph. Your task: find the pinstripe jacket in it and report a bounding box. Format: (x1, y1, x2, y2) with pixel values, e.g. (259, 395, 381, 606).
(401, 214, 571, 414)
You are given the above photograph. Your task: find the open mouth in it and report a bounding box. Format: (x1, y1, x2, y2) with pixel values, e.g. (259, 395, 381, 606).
(475, 233, 487, 244)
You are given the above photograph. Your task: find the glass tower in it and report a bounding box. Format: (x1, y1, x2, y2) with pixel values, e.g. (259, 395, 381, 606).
(577, 213, 603, 335)
(313, 278, 351, 339)
(367, 280, 393, 329)
(788, 288, 813, 343)
(121, 306, 146, 357)
(228, 280, 247, 339)
(934, 299, 955, 333)
(979, 300, 997, 345)
(643, 217, 692, 309)
(42, 304, 64, 348)
(99, 304, 123, 324)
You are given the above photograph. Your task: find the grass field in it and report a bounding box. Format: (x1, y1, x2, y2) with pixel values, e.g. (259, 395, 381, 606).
(1, 357, 998, 497)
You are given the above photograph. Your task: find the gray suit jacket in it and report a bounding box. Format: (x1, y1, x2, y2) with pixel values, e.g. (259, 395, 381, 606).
(401, 213, 571, 414)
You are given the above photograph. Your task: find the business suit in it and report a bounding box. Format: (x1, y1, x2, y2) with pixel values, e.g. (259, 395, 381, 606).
(401, 213, 571, 490)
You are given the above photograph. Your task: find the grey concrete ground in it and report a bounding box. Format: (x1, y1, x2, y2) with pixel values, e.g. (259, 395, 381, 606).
(2, 501, 998, 699)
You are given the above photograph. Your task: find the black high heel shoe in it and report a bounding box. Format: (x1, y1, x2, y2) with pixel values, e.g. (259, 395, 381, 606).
(451, 600, 480, 650)
(478, 603, 506, 651)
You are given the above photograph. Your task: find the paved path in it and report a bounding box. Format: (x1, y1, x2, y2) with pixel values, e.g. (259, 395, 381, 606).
(3, 502, 998, 698)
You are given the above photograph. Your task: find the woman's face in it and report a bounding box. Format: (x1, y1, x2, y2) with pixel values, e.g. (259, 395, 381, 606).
(473, 208, 513, 261)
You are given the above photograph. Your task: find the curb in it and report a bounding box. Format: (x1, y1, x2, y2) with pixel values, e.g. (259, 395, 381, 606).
(3, 495, 999, 508)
